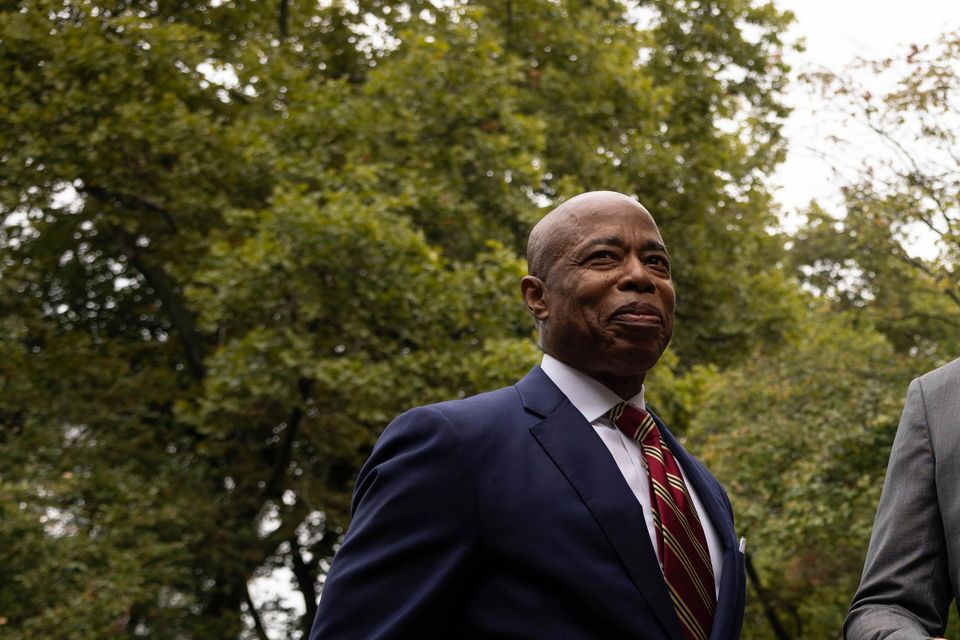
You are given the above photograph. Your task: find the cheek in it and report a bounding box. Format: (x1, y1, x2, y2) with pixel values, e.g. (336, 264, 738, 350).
(575, 278, 615, 306)
(566, 304, 602, 335)
(661, 286, 676, 313)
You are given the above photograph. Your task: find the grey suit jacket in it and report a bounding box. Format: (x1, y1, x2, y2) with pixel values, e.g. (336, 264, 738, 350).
(845, 357, 960, 639)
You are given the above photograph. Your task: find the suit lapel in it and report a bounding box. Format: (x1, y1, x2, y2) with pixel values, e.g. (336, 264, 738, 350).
(653, 413, 736, 550)
(517, 367, 686, 640)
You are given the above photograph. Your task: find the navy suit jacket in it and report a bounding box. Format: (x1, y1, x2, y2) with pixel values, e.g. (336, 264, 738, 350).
(311, 366, 745, 639)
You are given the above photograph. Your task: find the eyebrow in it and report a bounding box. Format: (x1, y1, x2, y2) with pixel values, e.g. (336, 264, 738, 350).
(581, 236, 669, 254)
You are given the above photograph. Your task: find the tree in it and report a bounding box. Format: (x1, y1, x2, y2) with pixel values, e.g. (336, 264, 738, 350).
(691, 311, 914, 637)
(1, 0, 796, 636)
(794, 29, 960, 358)
(712, 29, 960, 637)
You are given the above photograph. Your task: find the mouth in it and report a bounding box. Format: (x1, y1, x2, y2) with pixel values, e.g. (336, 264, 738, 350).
(610, 302, 664, 327)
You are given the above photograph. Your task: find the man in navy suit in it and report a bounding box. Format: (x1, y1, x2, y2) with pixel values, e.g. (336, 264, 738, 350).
(310, 191, 746, 639)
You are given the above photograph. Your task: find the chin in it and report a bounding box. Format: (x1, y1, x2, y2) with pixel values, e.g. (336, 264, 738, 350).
(619, 340, 666, 364)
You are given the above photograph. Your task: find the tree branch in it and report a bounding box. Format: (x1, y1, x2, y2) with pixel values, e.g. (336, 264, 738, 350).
(290, 536, 319, 636)
(745, 552, 792, 640)
(895, 312, 960, 329)
(892, 249, 936, 275)
(80, 185, 206, 378)
(243, 581, 271, 640)
(83, 184, 178, 234)
(279, 0, 289, 39)
(259, 378, 312, 502)
(114, 226, 207, 378)
(258, 501, 310, 558)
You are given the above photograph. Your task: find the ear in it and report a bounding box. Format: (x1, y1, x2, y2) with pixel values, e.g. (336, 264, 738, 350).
(520, 275, 550, 321)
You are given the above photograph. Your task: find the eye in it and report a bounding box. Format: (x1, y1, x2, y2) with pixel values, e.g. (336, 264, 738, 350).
(583, 249, 620, 266)
(588, 250, 618, 260)
(645, 255, 671, 272)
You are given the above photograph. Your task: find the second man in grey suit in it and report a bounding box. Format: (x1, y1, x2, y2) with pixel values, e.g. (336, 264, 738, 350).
(846, 357, 960, 639)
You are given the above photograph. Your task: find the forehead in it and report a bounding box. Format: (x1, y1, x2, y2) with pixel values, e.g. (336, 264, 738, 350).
(563, 200, 665, 250)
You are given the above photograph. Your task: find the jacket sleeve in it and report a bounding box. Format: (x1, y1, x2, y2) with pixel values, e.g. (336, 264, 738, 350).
(309, 406, 478, 640)
(844, 379, 952, 640)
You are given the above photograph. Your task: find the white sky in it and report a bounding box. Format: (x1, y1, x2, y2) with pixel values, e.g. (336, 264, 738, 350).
(771, 0, 960, 225)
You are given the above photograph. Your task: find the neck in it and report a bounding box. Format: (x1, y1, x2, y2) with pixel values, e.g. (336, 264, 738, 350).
(541, 350, 647, 400)
(594, 373, 644, 401)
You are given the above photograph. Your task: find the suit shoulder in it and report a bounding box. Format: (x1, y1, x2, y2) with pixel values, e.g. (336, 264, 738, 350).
(918, 356, 960, 382)
(398, 384, 523, 428)
(420, 384, 523, 423)
(915, 356, 960, 400)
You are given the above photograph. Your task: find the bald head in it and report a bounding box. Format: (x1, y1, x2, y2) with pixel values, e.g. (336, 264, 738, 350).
(519, 190, 674, 398)
(526, 191, 653, 281)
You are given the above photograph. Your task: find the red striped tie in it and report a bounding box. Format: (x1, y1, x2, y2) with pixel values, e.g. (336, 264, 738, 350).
(608, 402, 715, 640)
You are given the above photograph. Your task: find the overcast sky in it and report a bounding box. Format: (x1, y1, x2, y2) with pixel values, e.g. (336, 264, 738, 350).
(771, 0, 960, 222)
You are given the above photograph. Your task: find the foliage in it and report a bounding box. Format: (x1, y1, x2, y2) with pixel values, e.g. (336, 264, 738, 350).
(1, 0, 802, 637)
(794, 30, 960, 358)
(722, 29, 960, 638)
(693, 311, 916, 637)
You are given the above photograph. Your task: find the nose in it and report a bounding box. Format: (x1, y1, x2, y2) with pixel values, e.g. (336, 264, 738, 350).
(618, 255, 656, 292)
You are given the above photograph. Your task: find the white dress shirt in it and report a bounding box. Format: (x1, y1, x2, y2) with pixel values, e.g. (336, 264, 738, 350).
(540, 354, 724, 596)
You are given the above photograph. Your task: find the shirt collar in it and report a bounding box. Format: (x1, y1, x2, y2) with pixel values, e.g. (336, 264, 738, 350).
(540, 353, 645, 424)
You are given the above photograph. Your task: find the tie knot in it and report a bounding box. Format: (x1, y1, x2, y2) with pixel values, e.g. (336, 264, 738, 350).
(607, 402, 657, 443)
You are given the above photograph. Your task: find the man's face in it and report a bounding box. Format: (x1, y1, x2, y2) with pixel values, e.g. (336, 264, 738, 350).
(526, 198, 675, 390)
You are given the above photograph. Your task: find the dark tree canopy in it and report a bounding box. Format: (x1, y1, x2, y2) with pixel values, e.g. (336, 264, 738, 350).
(12, 1, 930, 638)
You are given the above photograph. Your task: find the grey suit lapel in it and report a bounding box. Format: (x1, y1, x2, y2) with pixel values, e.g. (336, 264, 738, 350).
(516, 368, 686, 640)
